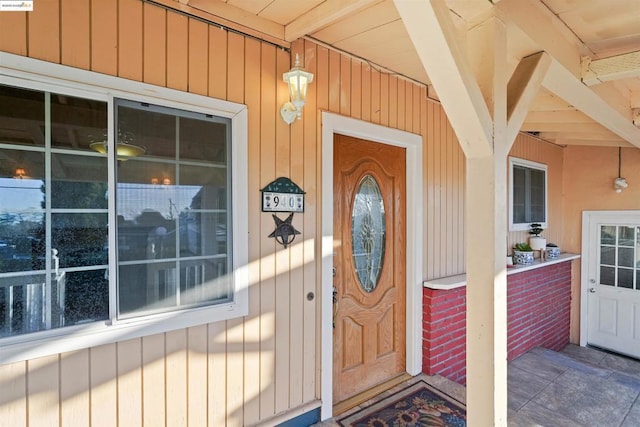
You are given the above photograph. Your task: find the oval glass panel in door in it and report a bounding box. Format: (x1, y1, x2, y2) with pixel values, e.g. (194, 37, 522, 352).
(351, 174, 386, 292)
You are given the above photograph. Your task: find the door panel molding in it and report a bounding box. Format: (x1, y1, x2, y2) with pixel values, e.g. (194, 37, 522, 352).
(320, 112, 423, 420)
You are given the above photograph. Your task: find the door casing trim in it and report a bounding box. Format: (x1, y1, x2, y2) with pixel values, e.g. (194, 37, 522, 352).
(580, 210, 640, 347)
(321, 112, 423, 420)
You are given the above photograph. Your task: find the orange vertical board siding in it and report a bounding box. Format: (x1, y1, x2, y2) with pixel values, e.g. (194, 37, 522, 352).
(274, 46, 292, 415)
(118, 0, 144, 81)
(27, 0, 60, 63)
(226, 32, 245, 103)
(396, 79, 407, 130)
(315, 45, 329, 111)
(328, 50, 341, 113)
(351, 60, 362, 120)
(187, 325, 208, 427)
(302, 38, 318, 404)
(0, 362, 27, 427)
(288, 42, 306, 409)
(208, 26, 228, 99)
(27, 355, 59, 427)
(117, 339, 142, 427)
(90, 0, 117, 76)
(425, 101, 435, 278)
(60, 0, 90, 70)
(0, 11, 27, 55)
(60, 350, 90, 426)
(339, 55, 351, 116)
(142, 334, 166, 426)
(208, 322, 227, 426)
(371, 68, 381, 124)
(389, 76, 398, 129)
(90, 344, 117, 427)
(259, 41, 277, 420)
(166, 329, 188, 425)
(379, 72, 389, 126)
(188, 19, 209, 96)
(166, 12, 189, 91)
(361, 63, 371, 122)
(242, 36, 262, 426)
(143, 3, 167, 87)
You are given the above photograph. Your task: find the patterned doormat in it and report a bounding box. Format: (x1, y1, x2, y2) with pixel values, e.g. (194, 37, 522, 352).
(336, 380, 466, 426)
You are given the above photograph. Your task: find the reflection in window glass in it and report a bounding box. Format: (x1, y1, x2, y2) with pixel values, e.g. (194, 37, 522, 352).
(618, 247, 634, 268)
(116, 100, 232, 318)
(600, 266, 615, 286)
(511, 159, 546, 225)
(0, 85, 109, 337)
(600, 246, 615, 266)
(618, 226, 635, 247)
(618, 268, 634, 289)
(600, 226, 616, 245)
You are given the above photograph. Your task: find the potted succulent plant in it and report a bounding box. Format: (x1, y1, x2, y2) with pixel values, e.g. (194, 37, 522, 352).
(513, 242, 534, 265)
(528, 223, 546, 250)
(546, 242, 560, 259)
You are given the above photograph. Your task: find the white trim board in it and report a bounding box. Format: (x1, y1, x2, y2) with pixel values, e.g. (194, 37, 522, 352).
(320, 112, 423, 420)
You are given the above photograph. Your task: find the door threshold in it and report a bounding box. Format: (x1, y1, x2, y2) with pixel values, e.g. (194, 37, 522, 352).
(333, 372, 412, 416)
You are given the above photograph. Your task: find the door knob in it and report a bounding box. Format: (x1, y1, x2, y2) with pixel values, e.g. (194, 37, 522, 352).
(589, 288, 596, 293)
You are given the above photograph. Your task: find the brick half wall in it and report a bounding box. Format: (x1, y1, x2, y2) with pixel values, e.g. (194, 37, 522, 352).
(422, 262, 572, 384)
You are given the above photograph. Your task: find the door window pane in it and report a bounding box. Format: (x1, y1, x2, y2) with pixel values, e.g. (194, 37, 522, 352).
(600, 246, 615, 265)
(351, 175, 386, 293)
(618, 268, 634, 289)
(0, 85, 45, 147)
(600, 266, 615, 286)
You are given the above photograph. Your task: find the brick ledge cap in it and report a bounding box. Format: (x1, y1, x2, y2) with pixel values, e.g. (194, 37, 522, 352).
(423, 253, 580, 289)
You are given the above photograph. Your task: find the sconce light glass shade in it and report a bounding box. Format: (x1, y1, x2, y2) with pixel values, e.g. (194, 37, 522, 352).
(280, 54, 314, 124)
(89, 130, 146, 161)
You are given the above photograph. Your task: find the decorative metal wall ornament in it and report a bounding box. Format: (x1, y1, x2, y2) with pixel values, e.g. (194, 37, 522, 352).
(268, 213, 300, 248)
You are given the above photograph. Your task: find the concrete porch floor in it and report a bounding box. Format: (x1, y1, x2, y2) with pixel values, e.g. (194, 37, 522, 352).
(315, 344, 640, 426)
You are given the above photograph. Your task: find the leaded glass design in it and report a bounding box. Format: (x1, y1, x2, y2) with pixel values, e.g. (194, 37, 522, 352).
(351, 175, 385, 293)
(598, 225, 640, 290)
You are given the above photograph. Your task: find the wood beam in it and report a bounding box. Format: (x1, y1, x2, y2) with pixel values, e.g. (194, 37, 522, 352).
(393, 0, 492, 158)
(150, 0, 288, 47)
(505, 51, 551, 143)
(543, 59, 640, 148)
(582, 51, 640, 86)
(285, 0, 383, 42)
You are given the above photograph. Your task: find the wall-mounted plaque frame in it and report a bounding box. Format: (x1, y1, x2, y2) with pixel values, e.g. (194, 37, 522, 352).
(261, 177, 305, 213)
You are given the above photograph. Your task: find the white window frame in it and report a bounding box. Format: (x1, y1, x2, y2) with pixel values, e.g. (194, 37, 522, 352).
(509, 157, 548, 232)
(0, 52, 248, 364)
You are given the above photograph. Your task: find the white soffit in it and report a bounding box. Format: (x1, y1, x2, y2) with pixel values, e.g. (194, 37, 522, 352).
(582, 51, 640, 86)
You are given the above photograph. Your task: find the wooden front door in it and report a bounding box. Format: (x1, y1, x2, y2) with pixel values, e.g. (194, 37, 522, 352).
(333, 134, 406, 404)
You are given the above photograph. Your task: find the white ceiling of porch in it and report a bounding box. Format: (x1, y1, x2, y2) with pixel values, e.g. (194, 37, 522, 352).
(160, 0, 640, 148)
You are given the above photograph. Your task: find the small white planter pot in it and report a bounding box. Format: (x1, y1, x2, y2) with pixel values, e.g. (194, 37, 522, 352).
(513, 250, 534, 265)
(529, 236, 547, 250)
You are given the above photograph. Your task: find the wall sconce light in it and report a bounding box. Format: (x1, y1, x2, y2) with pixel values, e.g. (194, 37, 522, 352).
(90, 130, 146, 161)
(280, 53, 314, 124)
(614, 147, 628, 193)
(14, 167, 26, 179)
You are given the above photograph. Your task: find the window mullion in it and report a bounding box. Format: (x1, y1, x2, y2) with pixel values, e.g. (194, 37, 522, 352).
(175, 115, 181, 307)
(44, 92, 52, 330)
(108, 96, 118, 322)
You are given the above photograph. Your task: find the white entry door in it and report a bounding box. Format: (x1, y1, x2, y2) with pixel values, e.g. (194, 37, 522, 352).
(582, 211, 640, 358)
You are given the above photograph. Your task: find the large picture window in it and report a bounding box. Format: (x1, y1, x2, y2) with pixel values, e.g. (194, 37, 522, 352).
(0, 59, 247, 358)
(509, 157, 547, 231)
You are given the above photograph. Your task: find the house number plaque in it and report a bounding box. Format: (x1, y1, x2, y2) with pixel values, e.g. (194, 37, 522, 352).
(261, 177, 305, 213)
